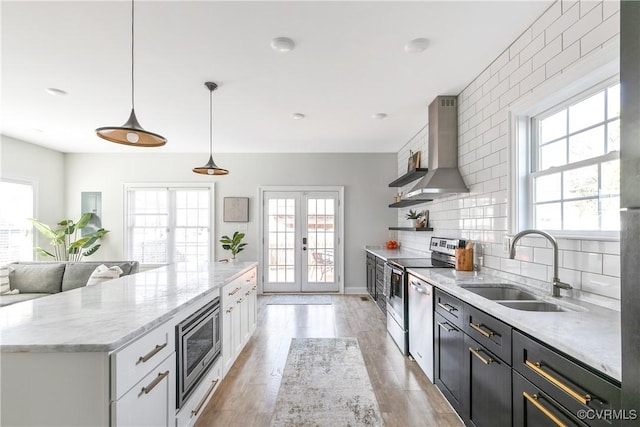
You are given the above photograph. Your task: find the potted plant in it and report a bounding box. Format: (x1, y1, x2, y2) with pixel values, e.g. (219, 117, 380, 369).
(30, 213, 110, 261)
(220, 231, 247, 262)
(405, 210, 422, 228)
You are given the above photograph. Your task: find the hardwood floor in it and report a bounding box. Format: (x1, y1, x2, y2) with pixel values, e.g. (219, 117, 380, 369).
(195, 295, 463, 427)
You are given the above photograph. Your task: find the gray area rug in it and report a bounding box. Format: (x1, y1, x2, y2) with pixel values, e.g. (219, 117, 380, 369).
(267, 294, 332, 305)
(270, 338, 384, 427)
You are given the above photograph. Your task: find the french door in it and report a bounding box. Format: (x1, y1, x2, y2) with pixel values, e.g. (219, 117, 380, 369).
(261, 189, 342, 293)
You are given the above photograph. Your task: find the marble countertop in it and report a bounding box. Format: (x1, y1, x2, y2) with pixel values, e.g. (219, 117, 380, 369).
(0, 261, 258, 353)
(365, 246, 427, 261)
(408, 268, 621, 382)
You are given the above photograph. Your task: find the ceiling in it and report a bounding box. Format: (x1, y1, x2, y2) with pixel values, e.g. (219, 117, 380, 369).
(1, 0, 553, 154)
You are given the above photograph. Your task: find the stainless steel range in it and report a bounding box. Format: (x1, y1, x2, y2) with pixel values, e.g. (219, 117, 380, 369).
(384, 237, 464, 356)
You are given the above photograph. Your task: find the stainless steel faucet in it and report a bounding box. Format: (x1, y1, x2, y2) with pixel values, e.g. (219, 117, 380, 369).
(508, 229, 572, 298)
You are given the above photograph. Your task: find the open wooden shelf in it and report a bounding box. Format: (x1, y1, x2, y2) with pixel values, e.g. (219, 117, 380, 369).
(388, 227, 434, 232)
(388, 168, 428, 187)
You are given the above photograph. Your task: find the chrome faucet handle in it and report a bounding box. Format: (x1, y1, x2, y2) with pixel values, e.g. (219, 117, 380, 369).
(553, 278, 572, 290)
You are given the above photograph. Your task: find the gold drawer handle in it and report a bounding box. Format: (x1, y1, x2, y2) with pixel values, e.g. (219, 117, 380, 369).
(523, 392, 567, 427)
(228, 287, 242, 296)
(237, 297, 244, 304)
(191, 379, 220, 417)
(139, 371, 169, 396)
(469, 347, 493, 365)
(437, 302, 457, 313)
(469, 322, 495, 338)
(437, 321, 456, 332)
(136, 342, 167, 365)
(525, 360, 591, 405)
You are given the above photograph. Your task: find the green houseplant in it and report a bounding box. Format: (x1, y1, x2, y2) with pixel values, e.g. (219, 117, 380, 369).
(220, 231, 247, 260)
(30, 213, 110, 261)
(405, 209, 422, 228)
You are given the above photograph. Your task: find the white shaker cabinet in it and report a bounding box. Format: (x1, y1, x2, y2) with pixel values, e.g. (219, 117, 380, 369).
(221, 266, 257, 376)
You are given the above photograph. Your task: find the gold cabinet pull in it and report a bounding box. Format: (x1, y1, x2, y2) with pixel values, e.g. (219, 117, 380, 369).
(437, 321, 456, 332)
(236, 297, 244, 304)
(469, 347, 494, 365)
(525, 360, 592, 405)
(136, 342, 167, 365)
(226, 306, 234, 313)
(437, 302, 456, 313)
(191, 378, 220, 417)
(228, 287, 242, 296)
(523, 392, 567, 427)
(139, 371, 169, 396)
(469, 322, 495, 338)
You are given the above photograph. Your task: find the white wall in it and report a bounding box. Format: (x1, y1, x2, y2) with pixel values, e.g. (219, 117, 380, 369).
(64, 152, 396, 293)
(396, 0, 621, 301)
(0, 136, 66, 252)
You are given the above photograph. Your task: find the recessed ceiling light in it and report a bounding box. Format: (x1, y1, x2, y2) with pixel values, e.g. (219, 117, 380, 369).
(371, 113, 388, 120)
(271, 37, 296, 52)
(45, 88, 68, 96)
(291, 113, 305, 120)
(404, 38, 429, 54)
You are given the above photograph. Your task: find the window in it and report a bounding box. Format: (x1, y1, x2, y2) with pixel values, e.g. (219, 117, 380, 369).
(125, 185, 212, 265)
(0, 180, 34, 264)
(528, 80, 620, 234)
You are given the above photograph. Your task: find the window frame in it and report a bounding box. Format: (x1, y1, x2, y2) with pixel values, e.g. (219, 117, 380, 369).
(123, 183, 215, 267)
(0, 177, 36, 263)
(527, 78, 620, 236)
(508, 44, 620, 240)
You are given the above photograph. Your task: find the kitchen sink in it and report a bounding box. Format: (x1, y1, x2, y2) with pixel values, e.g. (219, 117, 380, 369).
(462, 286, 538, 301)
(498, 301, 569, 312)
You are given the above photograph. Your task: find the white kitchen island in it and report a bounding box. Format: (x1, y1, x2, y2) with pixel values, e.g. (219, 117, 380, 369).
(0, 261, 258, 427)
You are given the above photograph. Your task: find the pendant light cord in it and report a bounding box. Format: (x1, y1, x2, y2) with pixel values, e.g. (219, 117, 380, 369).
(131, 0, 135, 109)
(209, 88, 213, 154)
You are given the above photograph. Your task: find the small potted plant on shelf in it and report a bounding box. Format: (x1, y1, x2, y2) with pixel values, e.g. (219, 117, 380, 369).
(220, 231, 247, 262)
(405, 210, 422, 228)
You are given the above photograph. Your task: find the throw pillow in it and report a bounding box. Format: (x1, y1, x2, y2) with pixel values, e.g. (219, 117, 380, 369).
(0, 266, 19, 295)
(86, 264, 123, 286)
(8, 263, 66, 294)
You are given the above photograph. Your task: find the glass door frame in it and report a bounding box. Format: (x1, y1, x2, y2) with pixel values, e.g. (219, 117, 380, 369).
(258, 186, 344, 294)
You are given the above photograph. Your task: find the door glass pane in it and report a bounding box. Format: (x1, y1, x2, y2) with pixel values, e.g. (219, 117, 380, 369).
(0, 181, 34, 263)
(307, 198, 335, 283)
(267, 198, 296, 283)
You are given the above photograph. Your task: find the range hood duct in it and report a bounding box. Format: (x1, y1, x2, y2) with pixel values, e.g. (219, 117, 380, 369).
(405, 96, 469, 199)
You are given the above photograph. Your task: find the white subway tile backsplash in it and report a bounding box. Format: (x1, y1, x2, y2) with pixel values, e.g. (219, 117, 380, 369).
(521, 261, 548, 281)
(581, 272, 620, 299)
(580, 0, 600, 17)
(532, 1, 562, 37)
(603, 254, 620, 277)
(533, 247, 554, 265)
(395, 0, 620, 302)
(563, 3, 602, 47)
(546, 1, 580, 42)
(546, 40, 581, 76)
(532, 36, 563, 69)
(603, 0, 620, 19)
(581, 11, 619, 55)
(562, 250, 602, 274)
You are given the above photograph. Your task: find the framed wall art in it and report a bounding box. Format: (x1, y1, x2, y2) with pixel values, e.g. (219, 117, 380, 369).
(223, 197, 249, 222)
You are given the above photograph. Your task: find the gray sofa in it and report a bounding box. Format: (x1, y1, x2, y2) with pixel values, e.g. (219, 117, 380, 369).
(1, 261, 139, 307)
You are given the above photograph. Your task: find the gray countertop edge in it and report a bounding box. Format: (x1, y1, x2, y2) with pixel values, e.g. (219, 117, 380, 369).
(0, 262, 258, 354)
(407, 268, 622, 383)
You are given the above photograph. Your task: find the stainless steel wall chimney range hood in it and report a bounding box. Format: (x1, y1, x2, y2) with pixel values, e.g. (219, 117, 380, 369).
(405, 96, 469, 200)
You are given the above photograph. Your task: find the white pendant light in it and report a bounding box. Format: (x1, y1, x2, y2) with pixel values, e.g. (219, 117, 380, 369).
(193, 82, 228, 176)
(96, 0, 166, 147)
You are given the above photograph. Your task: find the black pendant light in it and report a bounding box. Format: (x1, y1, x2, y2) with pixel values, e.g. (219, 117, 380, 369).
(193, 82, 228, 175)
(95, 0, 166, 147)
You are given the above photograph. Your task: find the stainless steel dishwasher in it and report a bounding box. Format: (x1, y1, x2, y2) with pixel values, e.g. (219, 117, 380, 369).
(408, 273, 434, 381)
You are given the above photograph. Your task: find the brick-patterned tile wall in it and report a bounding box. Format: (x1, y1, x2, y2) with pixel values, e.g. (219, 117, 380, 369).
(395, 0, 621, 300)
